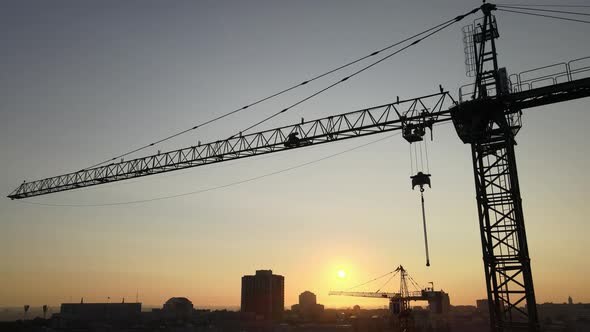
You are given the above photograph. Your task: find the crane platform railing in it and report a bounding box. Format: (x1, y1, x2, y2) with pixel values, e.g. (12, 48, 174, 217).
(509, 56, 590, 92)
(458, 55, 590, 102)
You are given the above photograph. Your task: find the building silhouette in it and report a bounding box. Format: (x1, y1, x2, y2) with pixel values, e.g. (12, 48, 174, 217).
(476, 299, 489, 315)
(162, 297, 194, 321)
(291, 291, 324, 321)
(241, 269, 284, 320)
(56, 302, 141, 328)
(299, 291, 318, 307)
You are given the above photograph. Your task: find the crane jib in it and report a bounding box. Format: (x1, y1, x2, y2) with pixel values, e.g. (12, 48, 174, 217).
(8, 91, 454, 199)
(9, 74, 590, 201)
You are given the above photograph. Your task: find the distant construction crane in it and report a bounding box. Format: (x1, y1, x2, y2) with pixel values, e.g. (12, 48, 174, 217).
(7, 3, 590, 331)
(329, 265, 449, 332)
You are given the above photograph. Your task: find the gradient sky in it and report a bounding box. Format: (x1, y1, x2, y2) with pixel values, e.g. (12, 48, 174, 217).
(1, 1, 589, 310)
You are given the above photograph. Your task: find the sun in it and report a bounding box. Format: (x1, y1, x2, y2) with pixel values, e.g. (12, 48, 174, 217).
(338, 270, 346, 278)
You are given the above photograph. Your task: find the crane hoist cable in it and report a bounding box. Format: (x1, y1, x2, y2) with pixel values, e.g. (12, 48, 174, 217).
(375, 270, 400, 293)
(405, 108, 433, 266)
(411, 170, 431, 267)
(420, 185, 431, 267)
(345, 268, 400, 291)
(495, 3, 590, 8)
(497, 5, 590, 17)
(80, 6, 479, 171)
(233, 8, 480, 137)
(406, 273, 424, 292)
(81, 16, 456, 170)
(497, 8, 590, 24)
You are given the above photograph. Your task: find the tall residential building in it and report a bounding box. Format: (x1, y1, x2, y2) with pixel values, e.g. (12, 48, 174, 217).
(241, 269, 284, 320)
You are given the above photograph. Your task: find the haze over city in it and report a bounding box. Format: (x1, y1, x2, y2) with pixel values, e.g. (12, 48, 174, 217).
(1, 0, 589, 318)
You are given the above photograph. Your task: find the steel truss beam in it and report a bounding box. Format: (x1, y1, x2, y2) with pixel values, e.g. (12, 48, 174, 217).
(8, 92, 454, 199)
(328, 291, 423, 300)
(471, 132, 539, 332)
(508, 77, 590, 110)
(456, 4, 540, 331)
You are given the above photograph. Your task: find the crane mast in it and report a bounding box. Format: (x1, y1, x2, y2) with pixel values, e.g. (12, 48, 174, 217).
(451, 4, 537, 331)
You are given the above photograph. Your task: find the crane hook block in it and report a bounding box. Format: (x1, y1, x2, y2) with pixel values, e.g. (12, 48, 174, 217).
(411, 172, 431, 190)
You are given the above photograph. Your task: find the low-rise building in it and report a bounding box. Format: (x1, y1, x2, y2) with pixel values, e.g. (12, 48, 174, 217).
(54, 301, 141, 328)
(291, 291, 325, 321)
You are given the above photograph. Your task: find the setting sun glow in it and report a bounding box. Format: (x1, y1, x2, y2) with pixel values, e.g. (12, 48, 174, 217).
(338, 270, 346, 278)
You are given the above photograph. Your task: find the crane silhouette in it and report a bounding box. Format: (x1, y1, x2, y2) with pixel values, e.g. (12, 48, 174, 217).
(7, 3, 590, 331)
(330, 265, 448, 332)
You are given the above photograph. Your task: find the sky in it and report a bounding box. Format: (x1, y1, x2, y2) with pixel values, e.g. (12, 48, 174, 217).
(1, 0, 589, 311)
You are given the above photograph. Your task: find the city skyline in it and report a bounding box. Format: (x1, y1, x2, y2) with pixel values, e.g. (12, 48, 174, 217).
(1, 291, 585, 312)
(1, 0, 589, 314)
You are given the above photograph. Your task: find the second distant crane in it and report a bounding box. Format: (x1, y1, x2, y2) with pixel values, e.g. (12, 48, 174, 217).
(329, 265, 449, 332)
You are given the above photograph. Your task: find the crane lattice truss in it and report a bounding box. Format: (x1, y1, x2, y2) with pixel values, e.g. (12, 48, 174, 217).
(8, 93, 454, 199)
(473, 130, 534, 328)
(328, 291, 423, 300)
(454, 6, 540, 330)
(7, 3, 590, 332)
(9, 74, 589, 201)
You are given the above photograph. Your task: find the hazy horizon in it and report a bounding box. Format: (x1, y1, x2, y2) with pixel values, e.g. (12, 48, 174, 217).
(1, 0, 589, 310)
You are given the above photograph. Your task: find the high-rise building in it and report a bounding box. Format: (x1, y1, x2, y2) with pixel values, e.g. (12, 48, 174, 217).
(241, 270, 284, 320)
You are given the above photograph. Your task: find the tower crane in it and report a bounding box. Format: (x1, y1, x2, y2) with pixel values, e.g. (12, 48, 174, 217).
(7, 3, 590, 331)
(329, 265, 449, 332)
